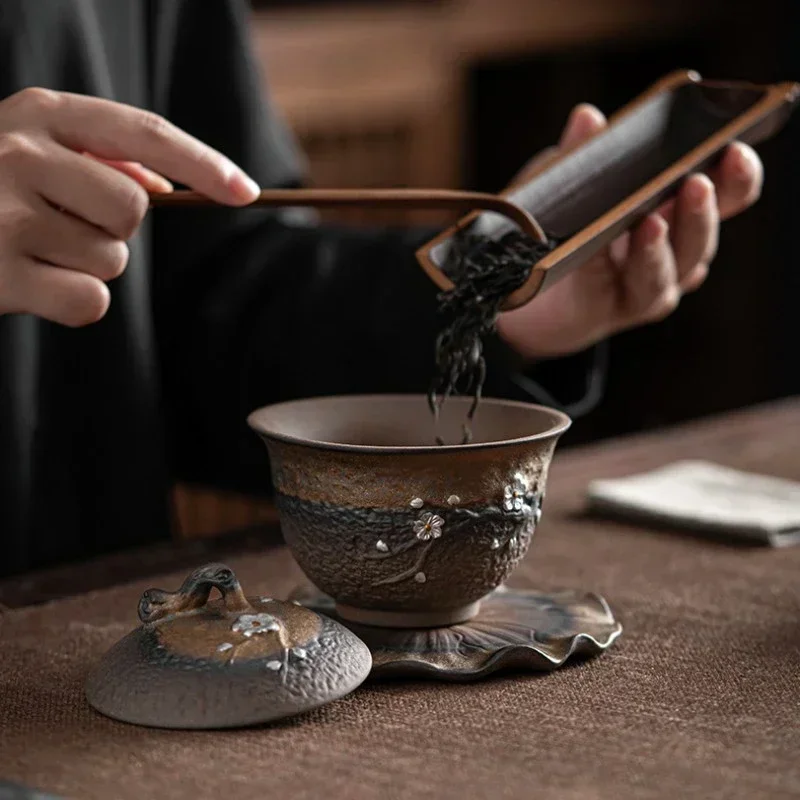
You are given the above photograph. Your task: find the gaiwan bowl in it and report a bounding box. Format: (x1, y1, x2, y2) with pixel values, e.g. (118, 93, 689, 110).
(247, 395, 570, 628)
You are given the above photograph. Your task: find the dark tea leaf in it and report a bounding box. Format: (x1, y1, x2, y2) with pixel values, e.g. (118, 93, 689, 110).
(429, 229, 558, 445)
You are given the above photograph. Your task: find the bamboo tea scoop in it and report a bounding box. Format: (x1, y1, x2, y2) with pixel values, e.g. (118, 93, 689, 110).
(150, 187, 547, 243)
(418, 70, 800, 310)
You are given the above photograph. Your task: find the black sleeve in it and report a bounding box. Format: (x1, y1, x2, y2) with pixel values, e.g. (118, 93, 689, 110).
(148, 0, 603, 495)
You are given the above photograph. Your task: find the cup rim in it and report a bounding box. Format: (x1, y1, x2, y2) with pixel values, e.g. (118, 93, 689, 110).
(247, 394, 571, 454)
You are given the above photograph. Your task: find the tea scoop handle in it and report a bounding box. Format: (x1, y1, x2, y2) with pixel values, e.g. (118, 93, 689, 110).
(149, 188, 547, 244)
(137, 563, 252, 623)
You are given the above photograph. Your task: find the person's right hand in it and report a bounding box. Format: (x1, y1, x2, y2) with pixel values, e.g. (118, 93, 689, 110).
(0, 88, 261, 327)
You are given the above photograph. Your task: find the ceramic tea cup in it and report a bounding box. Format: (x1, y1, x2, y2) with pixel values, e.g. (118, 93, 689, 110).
(248, 395, 570, 628)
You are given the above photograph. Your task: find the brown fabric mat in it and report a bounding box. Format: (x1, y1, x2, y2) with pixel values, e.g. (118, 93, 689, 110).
(1, 400, 799, 800)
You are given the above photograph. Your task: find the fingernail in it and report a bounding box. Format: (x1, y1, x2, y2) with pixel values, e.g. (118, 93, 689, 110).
(681, 263, 709, 294)
(149, 174, 174, 194)
(229, 171, 260, 202)
(645, 214, 668, 244)
(686, 175, 712, 211)
(574, 103, 604, 126)
(733, 144, 756, 180)
(560, 104, 605, 147)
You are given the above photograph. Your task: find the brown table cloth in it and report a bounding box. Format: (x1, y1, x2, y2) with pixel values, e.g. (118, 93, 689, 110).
(1, 399, 799, 800)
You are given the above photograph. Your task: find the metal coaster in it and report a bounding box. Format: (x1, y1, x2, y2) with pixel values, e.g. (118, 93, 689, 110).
(290, 584, 621, 680)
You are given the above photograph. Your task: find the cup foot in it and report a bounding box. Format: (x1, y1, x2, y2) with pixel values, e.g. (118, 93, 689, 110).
(335, 601, 482, 629)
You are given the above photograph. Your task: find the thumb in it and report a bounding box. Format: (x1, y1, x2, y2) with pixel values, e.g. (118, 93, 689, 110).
(559, 103, 607, 150)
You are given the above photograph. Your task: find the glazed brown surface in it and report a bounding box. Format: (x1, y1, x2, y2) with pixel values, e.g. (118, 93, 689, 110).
(266, 440, 556, 507)
(251, 396, 566, 621)
(1, 398, 799, 799)
(249, 395, 567, 506)
(155, 598, 321, 661)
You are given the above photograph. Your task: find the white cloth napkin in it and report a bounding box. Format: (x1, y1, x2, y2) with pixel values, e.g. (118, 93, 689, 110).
(586, 460, 800, 547)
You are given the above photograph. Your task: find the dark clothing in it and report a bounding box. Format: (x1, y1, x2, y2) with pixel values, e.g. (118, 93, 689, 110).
(0, 0, 597, 578)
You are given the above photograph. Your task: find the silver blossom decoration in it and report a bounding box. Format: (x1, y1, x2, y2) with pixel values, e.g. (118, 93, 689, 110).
(413, 511, 444, 541)
(231, 613, 280, 638)
(503, 475, 529, 513)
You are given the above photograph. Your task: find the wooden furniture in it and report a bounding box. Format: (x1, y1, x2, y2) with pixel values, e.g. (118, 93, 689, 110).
(3, 398, 798, 799)
(251, 2, 462, 227)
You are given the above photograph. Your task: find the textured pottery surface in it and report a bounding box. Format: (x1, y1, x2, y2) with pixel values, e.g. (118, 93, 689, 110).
(85, 564, 372, 729)
(248, 395, 571, 627)
(290, 584, 622, 680)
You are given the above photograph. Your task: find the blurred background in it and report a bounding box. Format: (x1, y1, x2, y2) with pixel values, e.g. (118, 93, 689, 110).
(175, 0, 799, 537)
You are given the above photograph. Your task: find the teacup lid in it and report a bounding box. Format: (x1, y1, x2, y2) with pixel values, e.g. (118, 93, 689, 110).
(85, 563, 372, 729)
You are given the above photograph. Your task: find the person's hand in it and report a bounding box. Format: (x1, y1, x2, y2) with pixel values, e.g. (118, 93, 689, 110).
(0, 88, 260, 327)
(496, 104, 764, 359)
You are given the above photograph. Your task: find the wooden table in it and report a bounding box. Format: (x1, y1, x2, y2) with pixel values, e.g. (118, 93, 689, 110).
(1, 398, 798, 799)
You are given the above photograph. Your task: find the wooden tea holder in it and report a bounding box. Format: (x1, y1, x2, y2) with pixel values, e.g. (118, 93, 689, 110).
(416, 70, 800, 309)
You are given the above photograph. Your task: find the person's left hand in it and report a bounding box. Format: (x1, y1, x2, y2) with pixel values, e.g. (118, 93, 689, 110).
(496, 104, 764, 360)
